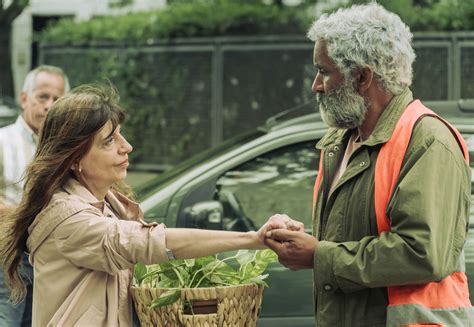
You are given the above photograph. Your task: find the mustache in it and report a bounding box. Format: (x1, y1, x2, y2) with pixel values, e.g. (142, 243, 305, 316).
(316, 82, 368, 129)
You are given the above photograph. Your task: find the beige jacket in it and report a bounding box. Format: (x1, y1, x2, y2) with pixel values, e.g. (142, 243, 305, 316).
(26, 178, 168, 326)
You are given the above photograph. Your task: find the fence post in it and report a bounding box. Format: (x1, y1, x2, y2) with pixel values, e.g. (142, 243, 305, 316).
(211, 40, 223, 147)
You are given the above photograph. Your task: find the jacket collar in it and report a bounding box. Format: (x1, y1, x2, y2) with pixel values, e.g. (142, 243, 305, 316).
(316, 88, 414, 149)
(27, 178, 146, 259)
(363, 88, 413, 146)
(62, 177, 144, 220)
(62, 177, 105, 211)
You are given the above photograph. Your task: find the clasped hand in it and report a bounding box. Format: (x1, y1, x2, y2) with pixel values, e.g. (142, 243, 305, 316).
(258, 214, 318, 270)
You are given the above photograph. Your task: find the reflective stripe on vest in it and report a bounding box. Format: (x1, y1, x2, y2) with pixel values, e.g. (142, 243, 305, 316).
(311, 100, 473, 326)
(375, 100, 472, 326)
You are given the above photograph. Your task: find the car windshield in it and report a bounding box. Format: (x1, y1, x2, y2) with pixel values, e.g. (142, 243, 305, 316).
(136, 129, 266, 200)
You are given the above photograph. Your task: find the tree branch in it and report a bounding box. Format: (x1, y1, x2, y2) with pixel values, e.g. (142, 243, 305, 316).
(0, 0, 29, 24)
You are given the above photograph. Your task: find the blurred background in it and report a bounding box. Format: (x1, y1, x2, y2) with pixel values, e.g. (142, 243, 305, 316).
(2, 0, 474, 186)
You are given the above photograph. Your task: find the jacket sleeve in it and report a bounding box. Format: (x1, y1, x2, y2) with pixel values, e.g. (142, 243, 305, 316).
(53, 209, 169, 275)
(313, 118, 471, 293)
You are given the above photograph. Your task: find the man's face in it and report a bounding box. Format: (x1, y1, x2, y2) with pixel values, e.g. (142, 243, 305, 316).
(20, 71, 66, 134)
(312, 42, 368, 129)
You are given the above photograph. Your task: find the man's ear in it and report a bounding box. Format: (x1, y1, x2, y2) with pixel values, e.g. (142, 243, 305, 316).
(355, 66, 374, 94)
(20, 91, 28, 111)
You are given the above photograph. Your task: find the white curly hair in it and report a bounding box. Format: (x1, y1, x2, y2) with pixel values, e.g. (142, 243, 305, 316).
(307, 2, 415, 95)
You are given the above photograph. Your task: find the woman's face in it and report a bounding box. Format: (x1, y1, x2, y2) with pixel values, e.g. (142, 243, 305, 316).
(78, 121, 133, 195)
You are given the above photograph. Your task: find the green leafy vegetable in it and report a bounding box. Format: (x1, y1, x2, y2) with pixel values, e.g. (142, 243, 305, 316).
(149, 289, 181, 309)
(133, 249, 277, 310)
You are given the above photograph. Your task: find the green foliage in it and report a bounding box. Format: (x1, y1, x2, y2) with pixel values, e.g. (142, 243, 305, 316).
(38, 0, 474, 166)
(345, 0, 474, 31)
(133, 249, 278, 309)
(108, 0, 134, 8)
(149, 289, 182, 309)
(39, 0, 474, 46)
(39, 1, 310, 45)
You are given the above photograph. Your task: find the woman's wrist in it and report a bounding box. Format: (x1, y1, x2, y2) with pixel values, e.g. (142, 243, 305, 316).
(246, 230, 265, 249)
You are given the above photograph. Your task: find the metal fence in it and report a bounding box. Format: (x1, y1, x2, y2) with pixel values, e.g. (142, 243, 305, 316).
(39, 32, 474, 167)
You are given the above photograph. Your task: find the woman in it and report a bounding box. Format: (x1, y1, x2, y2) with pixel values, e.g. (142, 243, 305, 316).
(1, 84, 301, 326)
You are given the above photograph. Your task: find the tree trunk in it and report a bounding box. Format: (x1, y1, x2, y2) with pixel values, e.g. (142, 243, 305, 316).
(0, 22, 14, 98)
(0, 0, 30, 99)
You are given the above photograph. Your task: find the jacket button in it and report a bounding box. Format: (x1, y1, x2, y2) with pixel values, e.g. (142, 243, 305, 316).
(324, 284, 333, 291)
(333, 146, 339, 151)
(359, 161, 366, 167)
(328, 152, 334, 157)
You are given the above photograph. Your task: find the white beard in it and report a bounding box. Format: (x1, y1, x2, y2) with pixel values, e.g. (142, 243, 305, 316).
(317, 79, 368, 129)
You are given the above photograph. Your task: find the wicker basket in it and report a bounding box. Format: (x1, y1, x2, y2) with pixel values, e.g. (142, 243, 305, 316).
(131, 283, 264, 327)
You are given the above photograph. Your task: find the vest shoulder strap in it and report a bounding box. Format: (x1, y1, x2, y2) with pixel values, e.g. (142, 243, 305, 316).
(374, 100, 468, 234)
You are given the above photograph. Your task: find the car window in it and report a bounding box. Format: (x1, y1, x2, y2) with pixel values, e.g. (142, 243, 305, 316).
(137, 129, 265, 201)
(175, 131, 474, 232)
(177, 141, 319, 231)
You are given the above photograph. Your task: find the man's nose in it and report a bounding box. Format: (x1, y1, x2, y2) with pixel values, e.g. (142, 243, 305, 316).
(312, 73, 324, 93)
(44, 98, 55, 111)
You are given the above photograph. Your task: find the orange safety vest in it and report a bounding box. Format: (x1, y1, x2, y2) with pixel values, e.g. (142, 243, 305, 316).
(313, 100, 472, 326)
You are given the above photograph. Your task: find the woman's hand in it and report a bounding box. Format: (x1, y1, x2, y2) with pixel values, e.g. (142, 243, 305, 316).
(256, 214, 304, 246)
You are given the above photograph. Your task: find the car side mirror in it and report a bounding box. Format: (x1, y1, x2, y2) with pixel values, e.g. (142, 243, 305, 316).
(181, 201, 224, 230)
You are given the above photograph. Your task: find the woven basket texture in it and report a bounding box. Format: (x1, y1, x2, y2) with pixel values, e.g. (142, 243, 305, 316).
(131, 283, 264, 327)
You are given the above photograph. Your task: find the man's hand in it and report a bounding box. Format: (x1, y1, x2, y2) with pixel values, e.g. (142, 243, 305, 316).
(264, 229, 317, 270)
(257, 214, 304, 244)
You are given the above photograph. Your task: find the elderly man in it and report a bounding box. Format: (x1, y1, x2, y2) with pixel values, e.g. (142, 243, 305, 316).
(0, 65, 69, 326)
(265, 3, 473, 326)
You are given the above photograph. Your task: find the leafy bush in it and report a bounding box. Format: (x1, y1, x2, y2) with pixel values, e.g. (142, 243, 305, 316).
(38, 0, 474, 166)
(39, 0, 474, 46)
(348, 0, 474, 31)
(39, 1, 310, 45)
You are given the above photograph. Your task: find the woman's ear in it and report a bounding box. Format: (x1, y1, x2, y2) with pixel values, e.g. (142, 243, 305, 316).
(71, 162, 82, 173)
(355, 66, 374, 94)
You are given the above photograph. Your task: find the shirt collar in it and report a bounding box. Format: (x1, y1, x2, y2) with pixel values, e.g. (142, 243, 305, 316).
(17, 115, 38, 145)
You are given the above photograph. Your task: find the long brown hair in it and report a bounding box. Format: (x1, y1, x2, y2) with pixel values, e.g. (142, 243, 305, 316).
(1, 84, 128, 303)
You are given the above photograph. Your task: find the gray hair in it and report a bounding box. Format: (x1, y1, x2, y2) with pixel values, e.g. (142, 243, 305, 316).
(307, 3, 415, 95)
(22, 65, 70, 94)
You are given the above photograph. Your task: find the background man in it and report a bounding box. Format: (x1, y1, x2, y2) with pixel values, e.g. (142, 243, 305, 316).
(0, 65, 69, 326)
(265, 3, 473, 326)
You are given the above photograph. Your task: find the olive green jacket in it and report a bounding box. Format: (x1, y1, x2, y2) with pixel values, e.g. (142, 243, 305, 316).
(312, 89, 471, 326)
